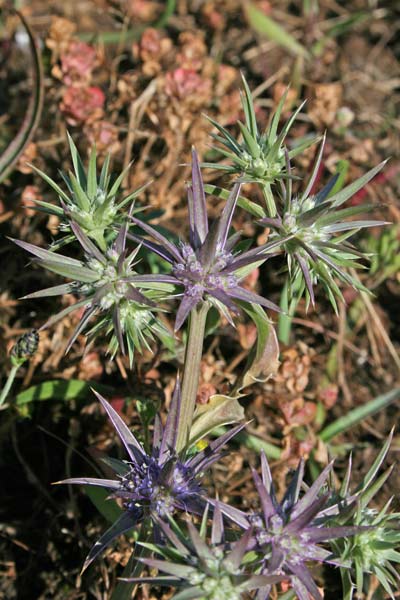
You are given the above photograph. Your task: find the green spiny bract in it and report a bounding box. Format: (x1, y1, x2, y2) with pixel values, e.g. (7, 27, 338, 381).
(123, 505, 283, 599)
(203, 75, 317, 216)
(12, 218, 175, 365)
(30, 133, 147, 251)
(258, 139, 387, 311)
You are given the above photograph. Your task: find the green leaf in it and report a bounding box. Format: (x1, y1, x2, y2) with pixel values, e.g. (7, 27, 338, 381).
(240, 73, 258, 138)
(31, 199, 65, 217)
(329, 159, 350, 197)
(29, 164, 71, 204)
(189, 395, 245, 446)
(0, 9, 43, 183)
(84, 486, 123, 523)
(319, 388, 400, 442)
(235, 303, 280, 393)
(87, 146, 98, 200)
(15, 379, 113, 405)
(67, 132, 87, 188)
(245, 1, 309, 58)
(237, 121, 260, 158)
(68, 171, 91, 212)
(328, 160, 387, 208)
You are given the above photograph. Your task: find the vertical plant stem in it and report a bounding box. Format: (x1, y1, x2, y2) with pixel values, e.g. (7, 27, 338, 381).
(278, 275, 302, 344)
(176, 302, 209, 452)
(262, 182, 277, 217)
(0, 364, 20, 407)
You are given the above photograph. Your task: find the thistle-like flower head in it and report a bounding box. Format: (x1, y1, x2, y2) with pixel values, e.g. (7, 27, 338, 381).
(124, 504, 283, 599)
(204, 76, 310, 184)
(249, 452, 361, 600)
(344, 506, 400, 599)
(58, 385, 244, 571)
(10, 329, 39, 366)
(129, 148, 281, 330)
(203, 76, 316, 216)
(31, 133, 147, 250)
(12, 216, 175, 362)
(258, 140, 387, 310)
(325, 431, 400, 599)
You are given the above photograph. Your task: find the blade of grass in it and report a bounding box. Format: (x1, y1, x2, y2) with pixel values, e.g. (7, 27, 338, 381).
(0, 8, 43, 183)
(244, 1, 309, 58)
(211, 427, 281, 460)
(319, 388, 400, 443)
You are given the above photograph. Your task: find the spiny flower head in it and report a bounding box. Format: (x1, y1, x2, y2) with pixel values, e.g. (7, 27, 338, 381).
(258, 140, 387, 311)
(129, 148, 282, 330)
(203, 75, 316, 216)
(325, 431, 400, 599)
(343, 506, 400, 599)
(30, 133, 147, 250)
(57, 385, 244, 571)
(249, 452, 361, 600)
(12, 216, 174, 363)
(10, 329, 39, 366)
(124, 504, 282, 599)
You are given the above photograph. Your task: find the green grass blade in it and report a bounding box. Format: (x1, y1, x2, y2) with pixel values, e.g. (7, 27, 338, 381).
(245, 1, 309, 58)
(15, 379, 113, 405)
(0, 9, 43, 183)
(319, 388, 400, 442)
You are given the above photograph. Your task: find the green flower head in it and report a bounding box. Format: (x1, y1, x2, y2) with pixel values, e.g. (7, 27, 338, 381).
(30, 133, 147, 251)
(12, 217, 175, 364)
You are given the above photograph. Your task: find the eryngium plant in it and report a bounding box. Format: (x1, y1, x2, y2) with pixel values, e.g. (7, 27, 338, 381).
(258, 141, 387, 310)
(124, 505, 283, 600)
(249, 452, 361, 600)
(57, 385, 244, 571)
(12, 217, 174, 362)
(326, 432, 400, 599)
(30, 133, 147, 250)
(203, 75, 317, 216)
(129, 148, 282, 330)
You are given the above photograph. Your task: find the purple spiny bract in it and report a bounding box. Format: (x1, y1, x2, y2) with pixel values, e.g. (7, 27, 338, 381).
(128, 148, 283, 330)
(116, 452, 202, 518)
(249, 452, 362, 600)
(57, 382, 244, 571)
(172, 244, 238, 299)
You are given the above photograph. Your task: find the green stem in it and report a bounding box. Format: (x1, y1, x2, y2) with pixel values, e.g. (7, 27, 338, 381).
(278, 275, 301, 344)
(176, 303, 209, 452)
(262, 182, 277, 217)
(0, 364, 20, 407)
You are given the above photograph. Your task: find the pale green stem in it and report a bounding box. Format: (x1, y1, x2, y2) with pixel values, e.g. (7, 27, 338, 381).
(278, 275, 301, 344)
(0, 364, 20, 407)
(262, 182, 277, 217)
(91, 231, 107, 253)
(176, 302, 209, 452)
